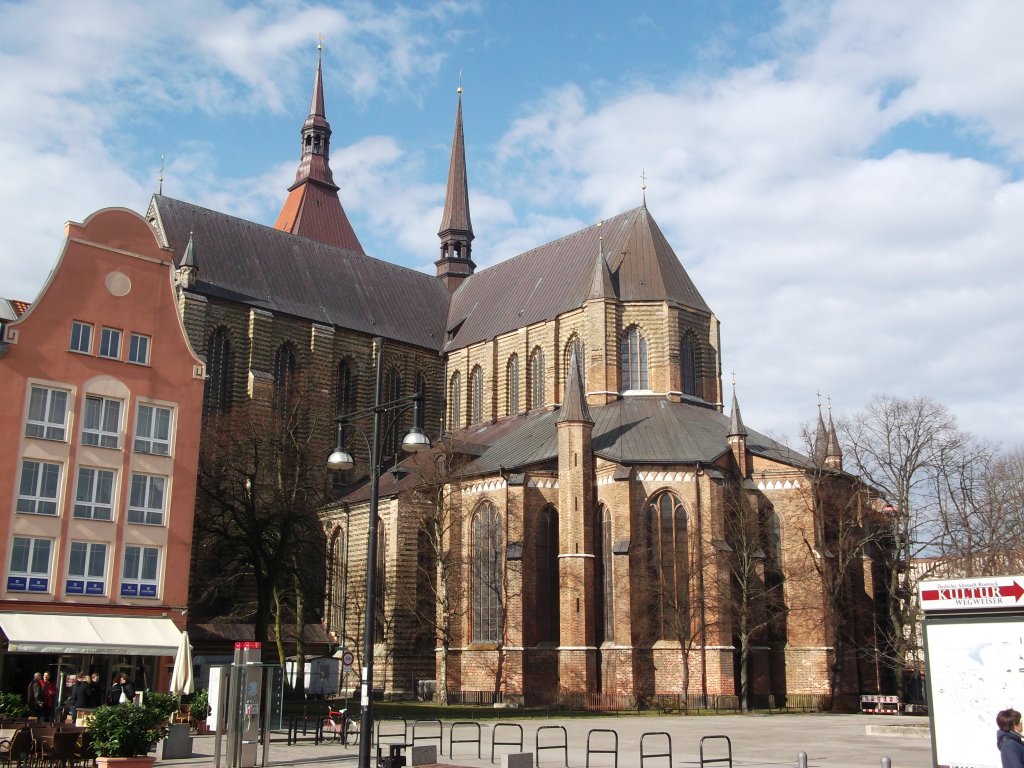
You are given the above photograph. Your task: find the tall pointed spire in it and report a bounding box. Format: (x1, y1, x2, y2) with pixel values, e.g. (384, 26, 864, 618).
(728, 381, 746, 438)
(436, 84, 475, 292)
(727, 377, 748, 476)
(274, 43, 364, 253)
(558, 348, 592, 424)
(587, 233, 616, 301)
(825, 400, 843, 470)
(813, 394, 828, 466)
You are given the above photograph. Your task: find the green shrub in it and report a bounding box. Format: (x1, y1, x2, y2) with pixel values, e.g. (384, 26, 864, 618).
(0, 691, 29, 717)
(189, 689, 210, 721)
(87, 704, 168, 757)
(140, 691, 179, 722)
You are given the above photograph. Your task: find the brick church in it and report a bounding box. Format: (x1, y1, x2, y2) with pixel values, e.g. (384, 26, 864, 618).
(147, 52, 889, 705)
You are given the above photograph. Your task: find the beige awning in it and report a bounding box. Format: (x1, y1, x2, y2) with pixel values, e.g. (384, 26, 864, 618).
(0, 613, 181, 655)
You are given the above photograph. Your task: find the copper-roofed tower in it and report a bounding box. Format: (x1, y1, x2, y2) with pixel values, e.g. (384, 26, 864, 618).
(436, 86, 475, 292)
(274, 44, 365, 253)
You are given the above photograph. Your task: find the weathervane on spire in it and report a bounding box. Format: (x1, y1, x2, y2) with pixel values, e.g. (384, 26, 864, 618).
(458, 68, 463, 95)
(641, 169, 648, 207)
(158, 154, 164, 195)
(318, 32, 324, 51)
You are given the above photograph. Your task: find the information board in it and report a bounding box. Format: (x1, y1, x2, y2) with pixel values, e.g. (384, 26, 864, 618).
(924, 617, 1024, 768)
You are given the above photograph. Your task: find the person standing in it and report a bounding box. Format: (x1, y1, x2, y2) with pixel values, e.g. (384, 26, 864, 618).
(87, 672, 103, 708)
(40, 672, 56, 722)
(107, 673, 135, 705)
(66, 672, 91, 724)
(26, 672, 43, 718)
(997, 708, 1024, 768)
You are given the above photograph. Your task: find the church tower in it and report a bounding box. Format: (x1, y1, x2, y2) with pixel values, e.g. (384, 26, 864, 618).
(274, 45, 364, 253)
(436, 87, 475, 292)
(556, 349, 597, 694)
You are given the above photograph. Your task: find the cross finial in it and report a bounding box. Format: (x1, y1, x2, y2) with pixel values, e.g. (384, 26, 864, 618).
(816, 391, 823, 411)
(318, 33, 324, 51)
(158, 154, 164, 195)
(827, 395, 832, 413)
(641, 169, 648, 207)
(731, 370, 736, 389)
(457, 68, 463, 95)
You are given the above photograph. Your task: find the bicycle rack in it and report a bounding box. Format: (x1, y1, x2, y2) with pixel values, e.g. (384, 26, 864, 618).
(450, 721, 482, 759)
(640, 732, 672, 768)
(586, 728, 618, 768)
(492, 723, 524, 764)
(535, 725, 568, 767)
(699, 735, 732, 768)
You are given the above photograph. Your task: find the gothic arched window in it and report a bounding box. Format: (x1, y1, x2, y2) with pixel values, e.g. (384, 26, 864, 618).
(337, 359, 357, 415)
(620, 326, 649, 391)
(472, 501, 503, 643)
(506, 355, 520, 416)
(470, 366, 484, 425)
(645, 490, 688, 640)
(536, 506, 559, 644)
(681, 334, 698, 396)
(273, 344, 297, 412)
(449, 371, 462, 430)
(204, 327, 233, 421)
(381, 366, 402, 457)
(528, 347, 545, 409)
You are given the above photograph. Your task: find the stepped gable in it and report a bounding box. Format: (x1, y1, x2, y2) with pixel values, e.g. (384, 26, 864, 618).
(459, 397, 811, 476)
(445, 206, 710, 351)
(150, 195, 450, 350)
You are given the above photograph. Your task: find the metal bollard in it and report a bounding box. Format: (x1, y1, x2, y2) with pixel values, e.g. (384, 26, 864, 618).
(881, 758, 891, 768)
(797, 752, 807, 768)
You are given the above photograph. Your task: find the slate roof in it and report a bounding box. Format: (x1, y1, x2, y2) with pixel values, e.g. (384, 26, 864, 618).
(150, 195, 450, 350)
(460, 396, 811, 476)
(445, 206, 710, 351)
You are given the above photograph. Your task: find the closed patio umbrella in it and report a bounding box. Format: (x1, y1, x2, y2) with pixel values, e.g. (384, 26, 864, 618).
(169, 630, 194, 695)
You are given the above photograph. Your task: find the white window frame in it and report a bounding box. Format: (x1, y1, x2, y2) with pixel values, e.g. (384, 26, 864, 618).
(99, 327, 122, 360)
(7, 536, 52, 593)
(121, 545, 159, 598)
(16, 459, 61, 516)
(70, 321, 93, 354)
(66, 541, 107, 596)
(74, 466, 115, 521)
(127, 473, 165, 526)
(134, 404, 173, 456)
(25, 385, 69, 441)
(82, 395, 122, 449)
(128, 333, 150, 365)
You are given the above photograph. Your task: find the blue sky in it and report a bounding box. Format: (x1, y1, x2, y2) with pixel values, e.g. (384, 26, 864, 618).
(2, 0, 1022, 448)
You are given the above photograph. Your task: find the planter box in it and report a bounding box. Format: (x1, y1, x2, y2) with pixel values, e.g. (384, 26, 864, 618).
(156, 723, 193, 759)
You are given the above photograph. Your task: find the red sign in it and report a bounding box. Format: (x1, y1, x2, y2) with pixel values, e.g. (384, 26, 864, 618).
(234, 641, 263, 649)
(920, 576, 1024, 611)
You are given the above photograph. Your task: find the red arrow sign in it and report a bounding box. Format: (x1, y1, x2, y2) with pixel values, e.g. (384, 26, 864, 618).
(921, 579, 1024, 605)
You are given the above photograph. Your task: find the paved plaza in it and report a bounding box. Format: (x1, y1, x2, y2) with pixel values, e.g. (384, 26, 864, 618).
(162, 714, 935, 768)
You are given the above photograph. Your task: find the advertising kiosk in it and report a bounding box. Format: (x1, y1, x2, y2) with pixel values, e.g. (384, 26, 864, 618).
(921, 575, 1024, 768)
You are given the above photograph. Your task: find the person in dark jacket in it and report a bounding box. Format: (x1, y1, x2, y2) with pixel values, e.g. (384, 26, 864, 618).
(87, 672, 103, 708)
(66, 672, 92, 723)
(107, 673, 135, 705)
(997, 708, 1024, 768)
(26, 672, 44, 717)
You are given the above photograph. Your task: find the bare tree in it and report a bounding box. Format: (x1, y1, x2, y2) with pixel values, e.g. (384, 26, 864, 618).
(838, 394, 989, 697)
(192, 380, 330, 656)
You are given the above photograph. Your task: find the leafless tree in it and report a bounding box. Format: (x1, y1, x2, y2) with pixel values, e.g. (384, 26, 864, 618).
(192, 379, 329, 659)
(838, 394, 991, 697)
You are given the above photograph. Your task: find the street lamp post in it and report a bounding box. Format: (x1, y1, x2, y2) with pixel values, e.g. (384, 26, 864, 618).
(327, 336, 429, 768)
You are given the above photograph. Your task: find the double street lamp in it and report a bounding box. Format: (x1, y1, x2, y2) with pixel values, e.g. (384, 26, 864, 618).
(327, 336, 429, 768)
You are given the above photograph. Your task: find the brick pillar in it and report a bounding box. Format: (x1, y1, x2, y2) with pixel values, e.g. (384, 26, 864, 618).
(556, 416, 596, 694)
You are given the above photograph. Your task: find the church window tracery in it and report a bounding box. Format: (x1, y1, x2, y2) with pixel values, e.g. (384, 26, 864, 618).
(645, 490, 688, 640)
(528, 347, 545, 409)
(470, 366, 484, 424)
(449, 371, 462, 430)
(204, 327, 233, 421)
(536, 505, 559, 643)
(472, 500, 503, 643)
(273, 343, 297, 413)
(681, 334, 698, 396)
(506, 354, 520, 416)
(621, 326, 649, 391)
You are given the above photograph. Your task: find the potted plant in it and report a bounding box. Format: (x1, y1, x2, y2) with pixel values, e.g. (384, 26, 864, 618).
(87, 702, 168, 768)
(0, 691, 29, 717)
(189, 690, 211, 734)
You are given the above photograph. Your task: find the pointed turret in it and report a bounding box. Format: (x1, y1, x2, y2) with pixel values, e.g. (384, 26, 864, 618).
(558, 348, 592, 424)
(436, 87, 475, 292)
(727, 382, 748, 476)
(274, 45, 364, 253)
(813, 401, 828, 467)
(178, 231, 197, 289)
(825, 405, 843, 470)
(587, 236, 616, 301)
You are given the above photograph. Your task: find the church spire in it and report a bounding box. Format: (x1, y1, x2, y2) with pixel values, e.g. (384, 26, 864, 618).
(274, 43, 364, 253)
(436, 85, 475, 292)
(825, 401, 843, 470)
(727, 378, 748, 476)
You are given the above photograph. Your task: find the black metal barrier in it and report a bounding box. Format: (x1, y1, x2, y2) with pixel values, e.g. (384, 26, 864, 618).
(640, 732, 672, 768)
(586, 728, 618, 768)
(376, 717, 409, 748)
(287, 714, 324, 745)
(450, 721, 483, 759)
(413, 719, 443, 754)
(699, 735, 732, 768)
(492, 722, 524, 763)
(535, 725, 568, 767)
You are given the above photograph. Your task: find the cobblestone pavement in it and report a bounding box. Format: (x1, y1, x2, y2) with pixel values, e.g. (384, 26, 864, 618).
(159, 714, 934, 768)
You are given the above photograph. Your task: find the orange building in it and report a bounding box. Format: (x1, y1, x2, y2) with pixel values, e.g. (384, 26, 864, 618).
(0, 208, 205, 695)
